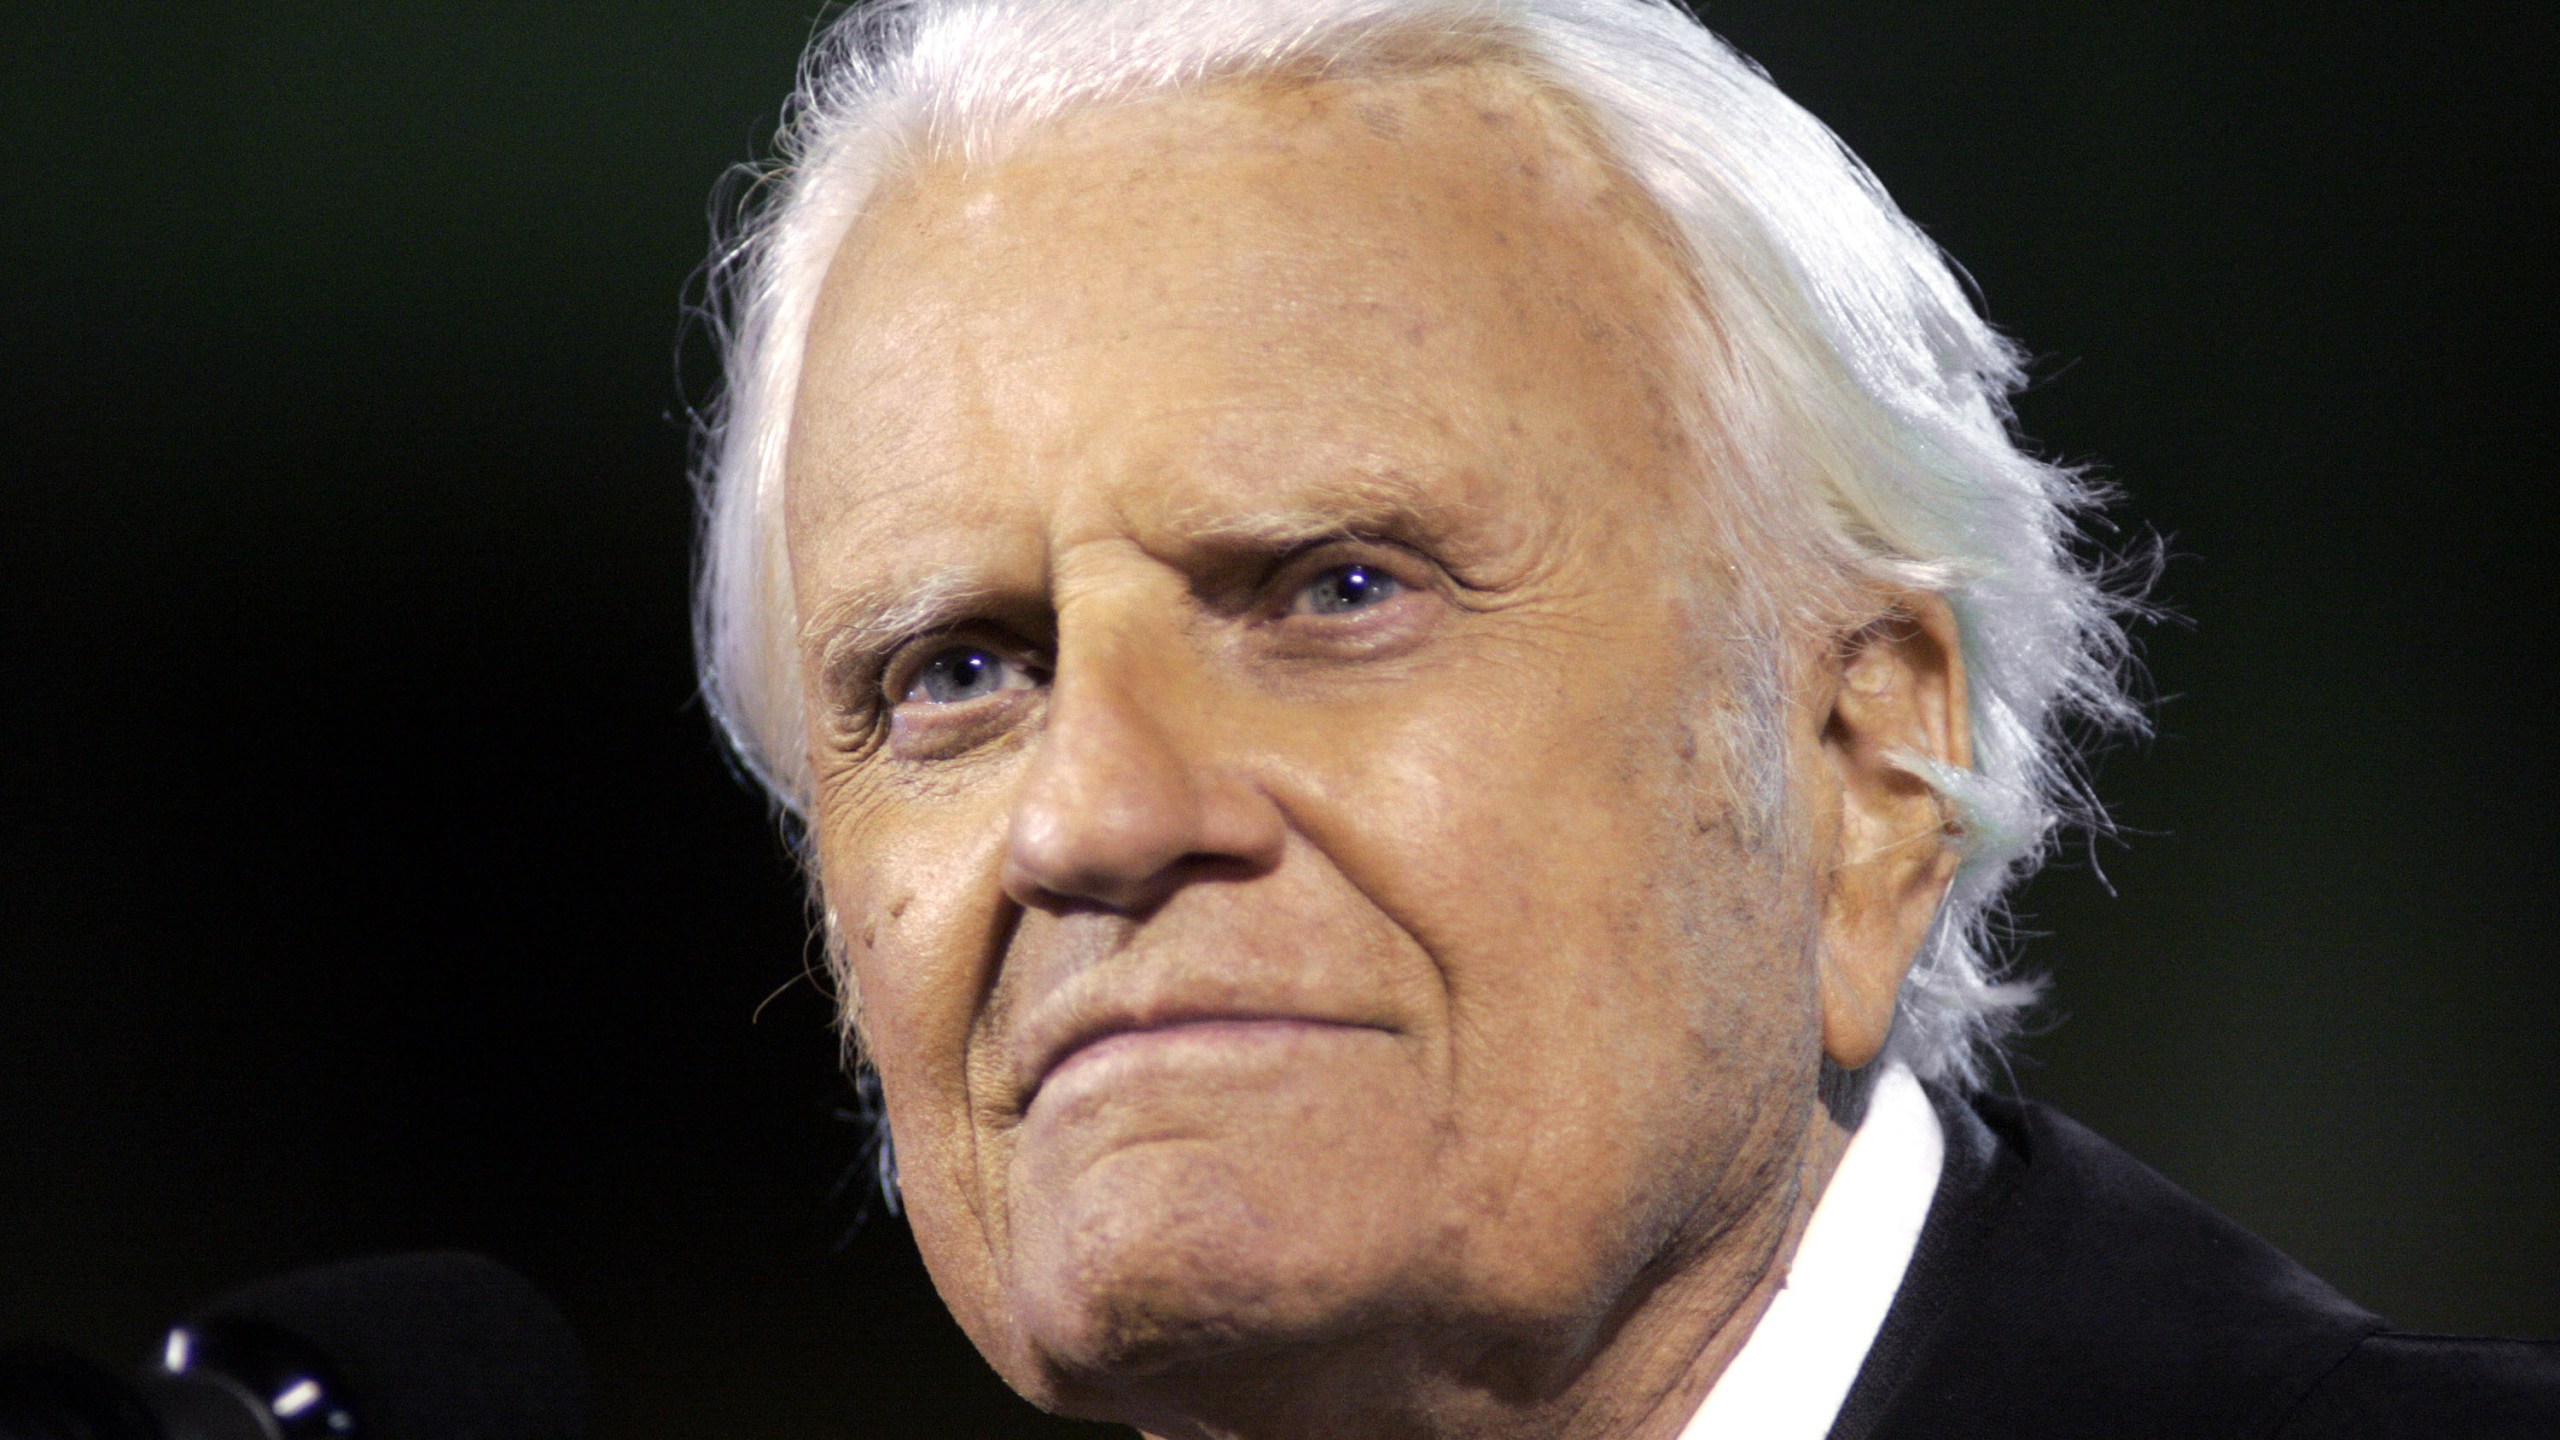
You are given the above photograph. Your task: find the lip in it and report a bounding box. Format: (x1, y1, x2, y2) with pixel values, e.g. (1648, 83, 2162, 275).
(1020, 1009, 1392, 1108)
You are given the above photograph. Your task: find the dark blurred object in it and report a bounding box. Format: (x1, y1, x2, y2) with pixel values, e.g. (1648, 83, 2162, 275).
(0, 1252, 587, 1440)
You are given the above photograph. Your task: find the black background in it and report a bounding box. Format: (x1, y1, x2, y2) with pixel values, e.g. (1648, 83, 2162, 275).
(4, 3, 2553, 1436)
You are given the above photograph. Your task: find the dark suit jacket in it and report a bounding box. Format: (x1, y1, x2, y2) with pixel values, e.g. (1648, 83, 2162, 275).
(1827, 1090, 2560, 1439)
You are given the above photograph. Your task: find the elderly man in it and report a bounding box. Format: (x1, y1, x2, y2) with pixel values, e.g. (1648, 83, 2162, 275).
(687, 1, 2556, 1436)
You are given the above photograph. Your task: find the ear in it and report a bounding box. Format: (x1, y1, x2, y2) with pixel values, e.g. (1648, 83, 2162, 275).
(1815, 593, 1970, 1070)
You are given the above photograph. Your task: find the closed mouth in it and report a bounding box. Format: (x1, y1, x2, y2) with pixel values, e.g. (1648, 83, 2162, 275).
(1026, 1014, 1391, 1105)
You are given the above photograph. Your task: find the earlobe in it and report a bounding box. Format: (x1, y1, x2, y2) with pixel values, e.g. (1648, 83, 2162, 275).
(1814, 594, 1970, 1070)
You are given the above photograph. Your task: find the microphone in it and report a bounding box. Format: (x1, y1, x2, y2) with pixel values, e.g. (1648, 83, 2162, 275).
(0, 1251, 588, 1440)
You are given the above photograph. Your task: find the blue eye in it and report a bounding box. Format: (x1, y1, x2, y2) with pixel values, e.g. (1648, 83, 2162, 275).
(1296, 563, 1402, 615)
(905, 645, 1027, 705)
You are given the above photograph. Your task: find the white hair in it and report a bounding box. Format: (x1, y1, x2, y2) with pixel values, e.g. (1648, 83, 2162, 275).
(691, 0, 2143, 1090)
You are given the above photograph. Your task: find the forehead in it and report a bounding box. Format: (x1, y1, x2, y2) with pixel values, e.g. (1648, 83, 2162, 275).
(784, 61, 1698, 605)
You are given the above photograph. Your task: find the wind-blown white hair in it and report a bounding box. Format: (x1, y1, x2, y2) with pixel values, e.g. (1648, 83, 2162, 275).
(691, 0, 2142, 1090)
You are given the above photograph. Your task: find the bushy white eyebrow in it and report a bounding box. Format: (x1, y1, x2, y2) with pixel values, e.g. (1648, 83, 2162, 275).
(1163, 468, 1489, 555)
(802, 567, 999, 692)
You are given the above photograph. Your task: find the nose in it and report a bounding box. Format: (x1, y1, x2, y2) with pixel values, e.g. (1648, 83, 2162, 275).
(993, 625, 1280, 907)
(1000, 633, 1285, 914)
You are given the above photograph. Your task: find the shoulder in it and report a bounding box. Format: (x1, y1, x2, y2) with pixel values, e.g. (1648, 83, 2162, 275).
(2277, 1331, 2560, 1438)
(1832, 1091, 2560, 1440)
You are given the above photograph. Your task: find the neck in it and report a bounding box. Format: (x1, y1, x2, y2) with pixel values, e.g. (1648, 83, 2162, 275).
(1121, 1104, 1858, 1440)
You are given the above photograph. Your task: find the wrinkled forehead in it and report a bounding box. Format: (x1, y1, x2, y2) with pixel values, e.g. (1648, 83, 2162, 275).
(782, 59, 1704, 594)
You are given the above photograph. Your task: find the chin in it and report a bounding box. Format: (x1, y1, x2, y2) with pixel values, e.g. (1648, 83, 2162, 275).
(999, 1135, 1442, 1397)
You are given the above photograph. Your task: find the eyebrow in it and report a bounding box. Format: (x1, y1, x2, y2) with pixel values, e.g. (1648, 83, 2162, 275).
(1168, 467, 1485, 558)
(801, 567, 1001, 697)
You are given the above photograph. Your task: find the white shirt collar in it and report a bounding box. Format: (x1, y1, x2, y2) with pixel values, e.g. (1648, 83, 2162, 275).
(1677, 1062, 1945, 1440)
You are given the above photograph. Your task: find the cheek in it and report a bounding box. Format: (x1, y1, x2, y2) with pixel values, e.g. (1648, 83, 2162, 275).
(1312, 645, 1719, 1015)
(816, 798, 1017, 1165)
(839, 896, 984, 1090)
(1294, 639, 1819, 1271)
(822, 835, 1040, 1368)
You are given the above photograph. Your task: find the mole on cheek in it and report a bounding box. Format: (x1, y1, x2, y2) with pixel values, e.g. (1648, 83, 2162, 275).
(854, 891, 915, 957)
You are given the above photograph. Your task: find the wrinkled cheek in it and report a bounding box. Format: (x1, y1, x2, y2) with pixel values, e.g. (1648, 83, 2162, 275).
(850, 937, 992, 1192)
(902, 1119, 1034, 1379)
(858, 959, 1029, 1361)
(822, 835, 995, 1093)
(813, 806, 1030, 1323)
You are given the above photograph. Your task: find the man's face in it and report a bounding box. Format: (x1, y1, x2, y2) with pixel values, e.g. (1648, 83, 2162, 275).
(785, 66, 1831, 1412)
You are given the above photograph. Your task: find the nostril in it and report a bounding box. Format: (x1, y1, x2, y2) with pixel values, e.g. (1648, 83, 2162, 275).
(1001, 765, 1285, 913)
(1007, 812, 1192, 911)
(1002, 777, 1188, 910)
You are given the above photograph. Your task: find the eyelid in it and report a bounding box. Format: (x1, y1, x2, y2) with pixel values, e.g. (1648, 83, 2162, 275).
(1265, 538, 1437, 614)
(880, 627, 1050, 707)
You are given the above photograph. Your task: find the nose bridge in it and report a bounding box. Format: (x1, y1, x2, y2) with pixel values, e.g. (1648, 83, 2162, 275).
(1047, 579, 1195, 786)
(1002, 570, 1272, 911)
